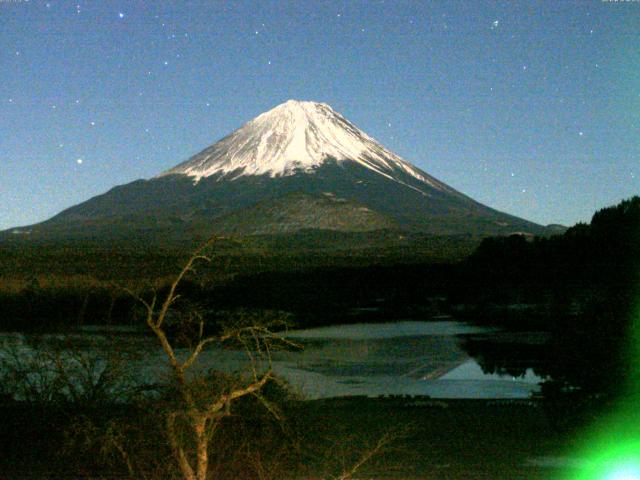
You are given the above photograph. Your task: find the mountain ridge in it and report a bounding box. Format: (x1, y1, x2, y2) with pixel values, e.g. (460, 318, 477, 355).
(2, 100, 552, 244)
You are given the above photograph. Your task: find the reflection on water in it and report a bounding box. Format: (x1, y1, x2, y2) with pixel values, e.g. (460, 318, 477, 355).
(271, 321, 542, 399)
(0, 321, 543, 400)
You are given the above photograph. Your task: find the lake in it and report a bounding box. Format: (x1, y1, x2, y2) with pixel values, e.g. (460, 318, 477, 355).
(0, 320, 543, 400)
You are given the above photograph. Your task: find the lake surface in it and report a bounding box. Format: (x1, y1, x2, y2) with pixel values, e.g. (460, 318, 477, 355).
(1, 321, 543, 400)
(274, 321, 542, 399)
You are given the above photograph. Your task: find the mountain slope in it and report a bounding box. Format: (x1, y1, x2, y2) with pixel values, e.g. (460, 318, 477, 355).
(4, 100, 548, 242)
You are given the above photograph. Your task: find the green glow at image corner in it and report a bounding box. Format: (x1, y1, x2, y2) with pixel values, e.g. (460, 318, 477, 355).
(567, 300, 640, 480)
(572, 441, 640, 480)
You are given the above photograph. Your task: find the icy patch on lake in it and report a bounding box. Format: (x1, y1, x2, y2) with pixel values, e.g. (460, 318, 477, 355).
(287, 321, 493, 339)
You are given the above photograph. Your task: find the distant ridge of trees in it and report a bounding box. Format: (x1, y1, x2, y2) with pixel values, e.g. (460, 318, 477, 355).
(462, 196, 640, 423)
(467, 195, 640, 295)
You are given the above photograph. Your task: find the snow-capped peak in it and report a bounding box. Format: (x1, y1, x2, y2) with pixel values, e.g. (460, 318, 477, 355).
(160, 100, 449, 192)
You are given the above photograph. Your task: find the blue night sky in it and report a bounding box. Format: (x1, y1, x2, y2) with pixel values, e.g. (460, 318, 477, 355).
(1, 0, 639, 230)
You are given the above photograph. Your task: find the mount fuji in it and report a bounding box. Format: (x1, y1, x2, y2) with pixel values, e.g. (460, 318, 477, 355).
(7, 100, 548, 243)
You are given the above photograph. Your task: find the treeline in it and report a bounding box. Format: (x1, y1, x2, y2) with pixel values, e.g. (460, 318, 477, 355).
(465, 196, 640, 300)
(0, 233, 477, 331)
(461, 196, 640, 421)
(460, 195, 640, 320)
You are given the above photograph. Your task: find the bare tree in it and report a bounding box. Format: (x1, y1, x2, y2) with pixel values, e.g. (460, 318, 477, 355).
(126, 237, 298, 480)
(52, 237, 401, 480)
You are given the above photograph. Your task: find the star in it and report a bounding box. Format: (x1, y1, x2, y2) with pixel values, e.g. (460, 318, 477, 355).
(579, 131, 584, 136)
(491, 20, 499, 30)
(118, 12, 125, 19)
(76, 158, 83, 165)
(90, 121, 95, 126)
(163, 60, 169, 66)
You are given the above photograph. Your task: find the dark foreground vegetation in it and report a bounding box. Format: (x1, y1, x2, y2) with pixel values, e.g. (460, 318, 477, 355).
(0, 196, 638, 478)
(0, 397, 571, 480)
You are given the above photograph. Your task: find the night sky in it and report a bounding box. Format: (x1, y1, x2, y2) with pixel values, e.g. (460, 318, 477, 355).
(1, 0, 638, 230)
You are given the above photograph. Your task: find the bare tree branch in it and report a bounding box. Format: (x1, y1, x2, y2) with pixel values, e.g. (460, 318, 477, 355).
(334, 430, 400, 480)
(166, 412, 196, 480)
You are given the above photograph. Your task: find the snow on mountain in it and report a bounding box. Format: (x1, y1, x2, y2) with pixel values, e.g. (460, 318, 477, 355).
(4, 99, 548, 242)
(160, 100, 453, 195)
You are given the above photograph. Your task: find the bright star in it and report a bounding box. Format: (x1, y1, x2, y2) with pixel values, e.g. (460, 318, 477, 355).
(76, 158, 83, 165)
(118, 12, 124, 19)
